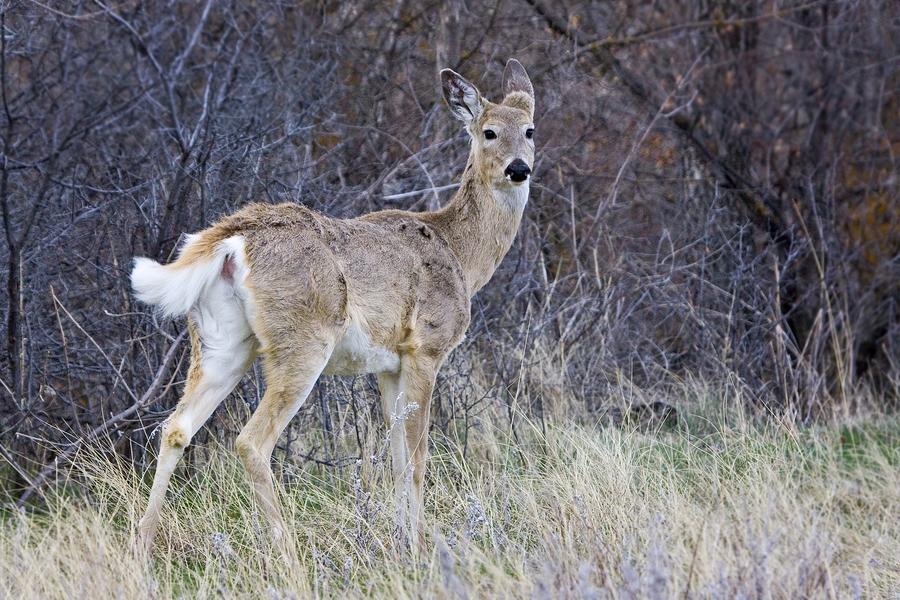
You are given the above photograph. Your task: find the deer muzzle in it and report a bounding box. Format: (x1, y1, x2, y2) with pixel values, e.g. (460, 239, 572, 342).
(504, 158, 531, 183)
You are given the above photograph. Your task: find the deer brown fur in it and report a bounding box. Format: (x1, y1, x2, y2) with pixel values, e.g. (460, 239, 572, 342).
(132, 59, 535, 556)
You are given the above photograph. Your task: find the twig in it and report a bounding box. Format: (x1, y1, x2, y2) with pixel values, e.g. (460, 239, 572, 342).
(582, 1, 830, 50)
(295, 450, 360, 469)
(50, 287, 139, 403)
(382, 183, 460, 200)
(24, 0, 114, 20)
(0, 440, 34, 488)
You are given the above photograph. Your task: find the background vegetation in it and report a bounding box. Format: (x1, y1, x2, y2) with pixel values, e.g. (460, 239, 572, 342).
(0, 0, 898, 596)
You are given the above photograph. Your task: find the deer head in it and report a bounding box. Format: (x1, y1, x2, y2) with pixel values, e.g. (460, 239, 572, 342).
(441, 59, 535, 193)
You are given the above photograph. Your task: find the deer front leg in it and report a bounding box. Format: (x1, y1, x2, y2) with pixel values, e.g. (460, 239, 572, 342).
(379, 355, 437, 556)
(378, 371, 410, 545)
(404, 382, 433, 555)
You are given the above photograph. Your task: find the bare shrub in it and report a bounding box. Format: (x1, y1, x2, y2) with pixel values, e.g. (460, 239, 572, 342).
(0, 1, 897, 522)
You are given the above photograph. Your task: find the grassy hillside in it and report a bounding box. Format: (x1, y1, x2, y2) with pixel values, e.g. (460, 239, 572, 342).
(2, 389, 898, 599)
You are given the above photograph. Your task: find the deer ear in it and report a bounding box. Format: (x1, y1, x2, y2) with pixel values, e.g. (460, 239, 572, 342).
(501, 59, 534, 118)
(441, 69, 483, 125)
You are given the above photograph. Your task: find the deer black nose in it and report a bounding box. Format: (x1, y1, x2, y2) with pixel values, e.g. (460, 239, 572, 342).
(504, 159, 531, 183)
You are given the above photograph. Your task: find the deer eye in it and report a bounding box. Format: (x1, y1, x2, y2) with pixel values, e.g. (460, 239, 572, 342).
(525, 128, 534, 140)
(483, 129, 497, 140)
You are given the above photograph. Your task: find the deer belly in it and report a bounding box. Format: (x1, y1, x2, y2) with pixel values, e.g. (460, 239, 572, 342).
(323, 323, 400, 375)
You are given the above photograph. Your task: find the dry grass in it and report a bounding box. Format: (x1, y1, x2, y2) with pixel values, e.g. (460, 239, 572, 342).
(2, 384, 898, 599)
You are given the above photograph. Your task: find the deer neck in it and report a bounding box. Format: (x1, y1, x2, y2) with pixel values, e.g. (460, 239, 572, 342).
(425, 159, 528, 297)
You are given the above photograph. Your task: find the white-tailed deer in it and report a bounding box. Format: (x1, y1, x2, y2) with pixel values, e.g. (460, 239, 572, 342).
(132, 59, 535, 556)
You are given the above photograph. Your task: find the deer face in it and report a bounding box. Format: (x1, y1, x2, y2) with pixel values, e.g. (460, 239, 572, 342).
(442, 60, 535, 191)
(474, 104, 534, 189)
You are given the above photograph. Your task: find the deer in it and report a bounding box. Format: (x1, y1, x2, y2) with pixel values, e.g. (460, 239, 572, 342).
(132, 59, 535, 557)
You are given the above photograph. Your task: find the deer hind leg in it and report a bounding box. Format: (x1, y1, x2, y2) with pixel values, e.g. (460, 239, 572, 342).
(139, 315, 257, 552)
(235, 338, 336, 555)
(379, 354, 438, 555)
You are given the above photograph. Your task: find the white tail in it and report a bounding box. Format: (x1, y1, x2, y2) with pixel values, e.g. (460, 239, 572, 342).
(131, 236, 247, 318)
(134, 59, 536, 559)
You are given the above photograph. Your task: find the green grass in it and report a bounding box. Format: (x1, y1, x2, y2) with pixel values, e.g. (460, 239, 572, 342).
(2, 391, 898, 598)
